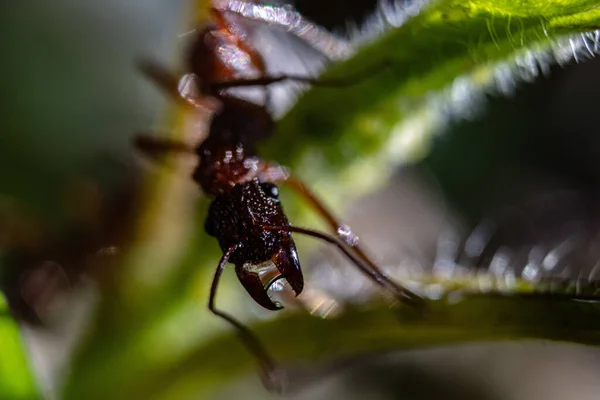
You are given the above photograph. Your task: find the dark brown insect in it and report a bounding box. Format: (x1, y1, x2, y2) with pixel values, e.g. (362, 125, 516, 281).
(135, 1, 422, 391)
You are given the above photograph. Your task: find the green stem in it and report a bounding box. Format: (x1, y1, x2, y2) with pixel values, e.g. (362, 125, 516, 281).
(141, 294, 600, 399)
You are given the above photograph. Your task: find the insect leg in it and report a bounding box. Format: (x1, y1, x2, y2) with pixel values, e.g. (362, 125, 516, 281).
(262, 226, 423, 308)
(280, 175, 406, 289)
(134, 134, 196, 159)
(208, 60, 391, 92)
(280, 176, 350, 239)
(213, 0, 354, 60)
(209, 245, 287, 392)
(258, 168, 415, 305)
(209, 71, 365, 91)
(136, 59, 217, 111)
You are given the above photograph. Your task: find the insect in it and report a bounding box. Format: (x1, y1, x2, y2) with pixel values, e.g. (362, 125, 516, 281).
(135, 0, 423, 391)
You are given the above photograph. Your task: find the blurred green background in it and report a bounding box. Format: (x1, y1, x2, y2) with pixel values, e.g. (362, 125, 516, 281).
(2, 0, 600, 399)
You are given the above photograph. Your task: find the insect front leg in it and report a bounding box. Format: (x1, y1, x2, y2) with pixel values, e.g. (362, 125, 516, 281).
(257, 164, 363, 249)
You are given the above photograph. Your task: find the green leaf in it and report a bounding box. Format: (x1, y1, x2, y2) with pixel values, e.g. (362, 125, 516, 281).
(267, 0, 600, 209)
(139, 292, 600, 399)
(63, 0, 600, 399)
(0, 294, 40, 400)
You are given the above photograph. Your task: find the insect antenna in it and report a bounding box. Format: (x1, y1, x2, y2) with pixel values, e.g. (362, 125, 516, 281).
(262, 225, 424, 308)
(209, 245, 288, 392)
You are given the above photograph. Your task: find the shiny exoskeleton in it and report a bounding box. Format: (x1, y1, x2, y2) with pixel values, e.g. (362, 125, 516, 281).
(187, 8, 267, 94)
(197, 96, 303, 310)
(136, 1, 422, 391)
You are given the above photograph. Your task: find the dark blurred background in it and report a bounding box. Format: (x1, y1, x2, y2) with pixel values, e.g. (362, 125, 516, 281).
(2, 0, 600, 399)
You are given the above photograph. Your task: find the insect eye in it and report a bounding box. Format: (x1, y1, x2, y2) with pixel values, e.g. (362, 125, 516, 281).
(261, 183, 279, 200)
